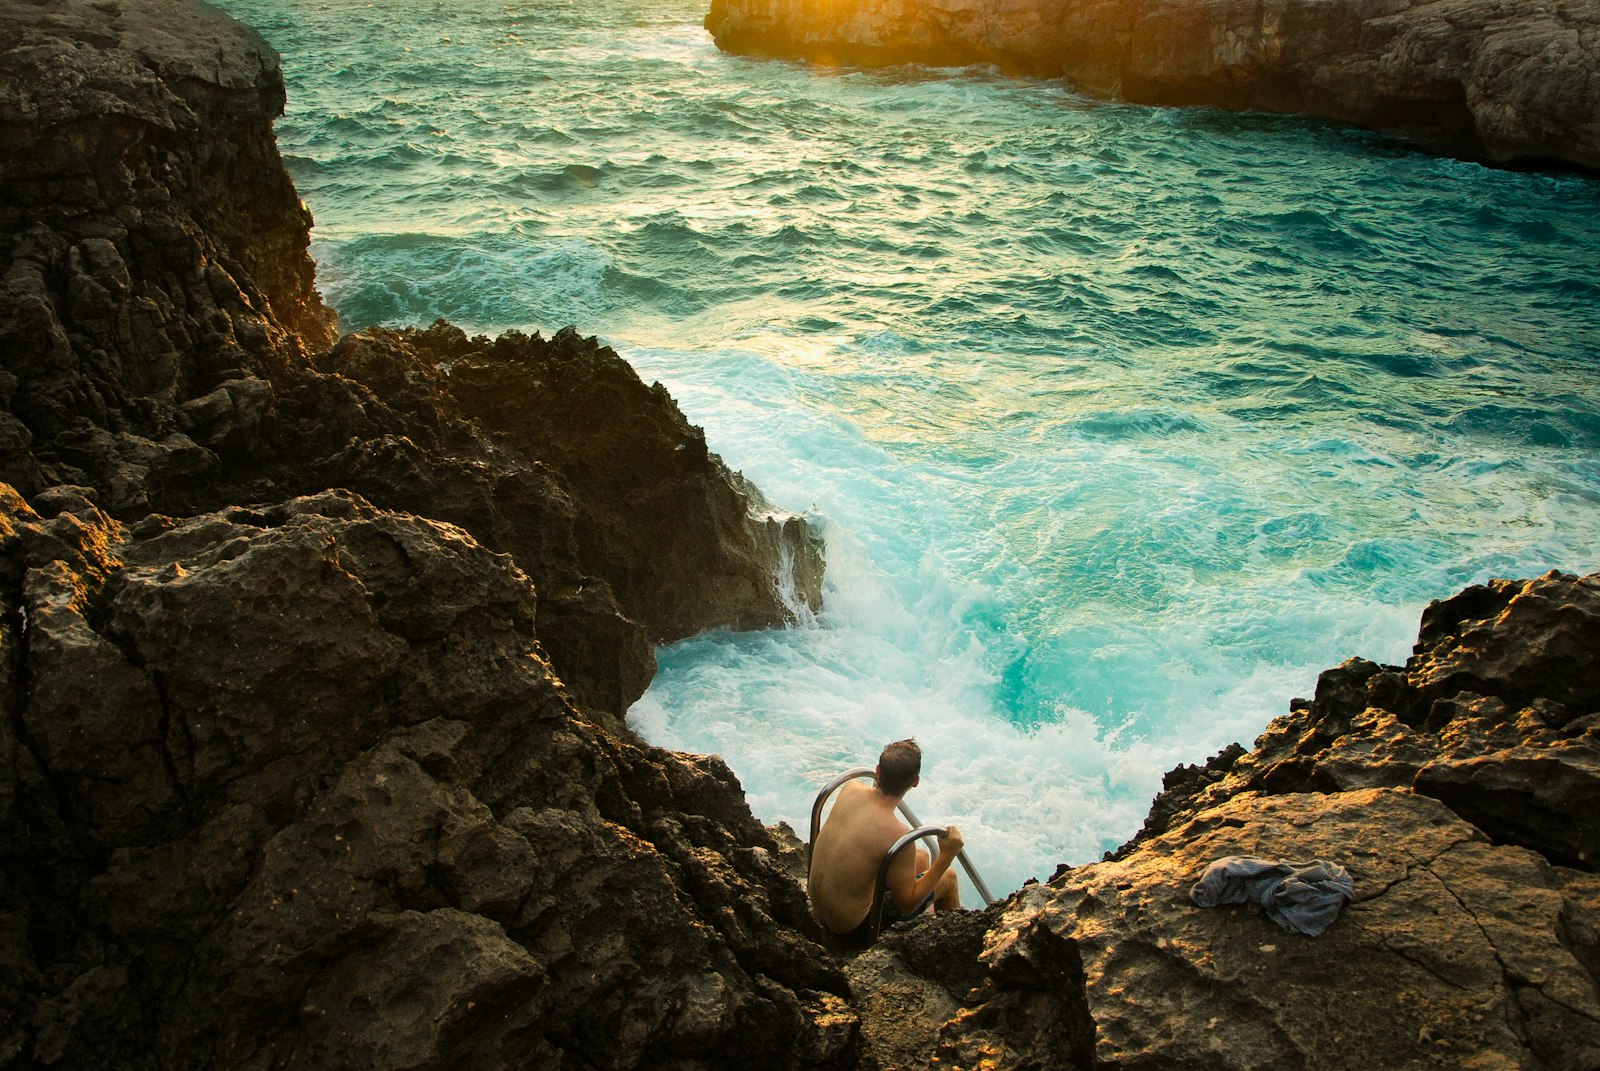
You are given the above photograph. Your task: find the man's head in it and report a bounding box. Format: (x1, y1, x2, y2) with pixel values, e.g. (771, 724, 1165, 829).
(876, 738, 921, 797)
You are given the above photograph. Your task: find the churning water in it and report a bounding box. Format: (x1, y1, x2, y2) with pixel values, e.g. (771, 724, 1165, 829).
(218, 0, 1600, 899)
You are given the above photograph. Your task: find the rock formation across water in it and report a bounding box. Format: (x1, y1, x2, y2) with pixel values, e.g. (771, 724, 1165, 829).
(705, 0, 1600, 172)
(2, 1, 1597, 1069)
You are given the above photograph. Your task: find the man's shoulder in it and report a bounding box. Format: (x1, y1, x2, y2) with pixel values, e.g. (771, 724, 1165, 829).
(830, 782, 904, 831)
(829, 780, 873, 818)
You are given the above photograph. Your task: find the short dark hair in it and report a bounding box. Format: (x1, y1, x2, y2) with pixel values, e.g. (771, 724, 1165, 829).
(877, 738, 921, 796)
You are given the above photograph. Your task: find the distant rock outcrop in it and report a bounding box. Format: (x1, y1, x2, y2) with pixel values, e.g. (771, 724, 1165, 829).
(705, 0, 1600, 172)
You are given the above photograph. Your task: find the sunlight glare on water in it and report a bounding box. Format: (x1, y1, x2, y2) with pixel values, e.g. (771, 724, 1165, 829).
(216, 0, 1600, 899)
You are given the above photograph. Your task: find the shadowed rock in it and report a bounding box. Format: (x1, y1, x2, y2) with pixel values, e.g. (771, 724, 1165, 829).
(1, 1, 836, 1068)
(0, 0, 824, 721)
(1, 485, 851, 1070)
(0, 0, 336, 517)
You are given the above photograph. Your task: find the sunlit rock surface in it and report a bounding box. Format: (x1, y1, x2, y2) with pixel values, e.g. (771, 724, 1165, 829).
(705, 0, 1600, 171)
(860, 570, 1600, 1069)
(971, 790, 1600, 1070)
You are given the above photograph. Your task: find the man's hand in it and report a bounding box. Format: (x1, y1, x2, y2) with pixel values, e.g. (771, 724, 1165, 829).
(938, 824, 964, 858)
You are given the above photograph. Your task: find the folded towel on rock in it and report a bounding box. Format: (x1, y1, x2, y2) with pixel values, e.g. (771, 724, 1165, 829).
(1190, 856, 1354, 937)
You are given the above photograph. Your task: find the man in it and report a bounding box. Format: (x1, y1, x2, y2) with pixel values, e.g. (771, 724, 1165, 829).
(808, 739, 963, 945)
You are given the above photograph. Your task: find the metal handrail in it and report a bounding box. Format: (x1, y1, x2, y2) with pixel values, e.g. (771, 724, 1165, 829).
(861, 824, 948, 944)
(806, 767, 997, 907)
(896, 798, 996, 906)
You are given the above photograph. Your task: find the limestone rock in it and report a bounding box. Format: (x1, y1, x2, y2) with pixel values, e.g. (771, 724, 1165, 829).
(0, 0, 825, 719)
(0, 0, 336, 513)
(705, 0, 1600, 172)
(1410, 571, 1600, 715)
(844, 909, 1086, 1071)
(309, 321, 826, 646)
(0, 2, 836, 1065)
(849, 570, 1600, 1068)
(2, 484, 849, 1070)
(1127, 572, 1600, 873)
(958, 789, 1600, 1070)
(283, 319, 824, 713)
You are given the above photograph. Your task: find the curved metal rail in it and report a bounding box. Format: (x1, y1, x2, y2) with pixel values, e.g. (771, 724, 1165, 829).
(807, 767, 997, 907)
(857, 824, 949, 943)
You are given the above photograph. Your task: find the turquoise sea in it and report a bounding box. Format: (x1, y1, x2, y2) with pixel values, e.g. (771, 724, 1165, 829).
(217, 0, 1600, 900)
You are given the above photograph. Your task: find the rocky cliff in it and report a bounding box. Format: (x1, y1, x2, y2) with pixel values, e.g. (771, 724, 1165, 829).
(705, 0, 1600, 172)
(3, 2, 1597, 1070)
(0, 0, 825, 718)
(1, 486, 847, 1069)
(1, 1, 836, 1068)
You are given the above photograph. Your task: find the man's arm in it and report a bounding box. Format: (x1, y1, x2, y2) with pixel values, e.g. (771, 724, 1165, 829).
(888, 825, 963, 913)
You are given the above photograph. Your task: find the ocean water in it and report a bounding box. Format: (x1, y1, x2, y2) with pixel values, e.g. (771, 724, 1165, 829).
(217, 0, 1600, 901)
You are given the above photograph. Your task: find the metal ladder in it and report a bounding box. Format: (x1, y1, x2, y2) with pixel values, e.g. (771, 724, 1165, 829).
(807, 767, 998, 943)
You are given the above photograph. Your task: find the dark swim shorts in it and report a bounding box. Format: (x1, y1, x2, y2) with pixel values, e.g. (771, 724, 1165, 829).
(836, 876, 935, 947)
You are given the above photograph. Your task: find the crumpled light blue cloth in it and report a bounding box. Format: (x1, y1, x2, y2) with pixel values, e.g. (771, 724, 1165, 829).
(1189, 856, 1355, 936)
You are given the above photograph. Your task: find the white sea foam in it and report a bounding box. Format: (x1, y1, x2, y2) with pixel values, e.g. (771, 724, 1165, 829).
(617, 341, 1566, 902)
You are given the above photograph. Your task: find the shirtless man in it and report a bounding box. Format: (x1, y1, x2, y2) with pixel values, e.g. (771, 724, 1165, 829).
(808, 739, 963, 945)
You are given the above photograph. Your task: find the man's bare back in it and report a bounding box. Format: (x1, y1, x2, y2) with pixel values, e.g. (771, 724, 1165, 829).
(808, 741, 963, 939)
